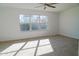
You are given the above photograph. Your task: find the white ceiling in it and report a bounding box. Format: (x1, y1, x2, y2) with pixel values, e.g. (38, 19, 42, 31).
(0, 3, 79, 12)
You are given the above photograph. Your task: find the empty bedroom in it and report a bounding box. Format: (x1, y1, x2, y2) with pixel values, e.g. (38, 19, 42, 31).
(0, 3, 79, 56)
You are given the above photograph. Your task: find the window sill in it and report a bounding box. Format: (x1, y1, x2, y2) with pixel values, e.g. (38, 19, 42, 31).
(20, 29, 48, 32)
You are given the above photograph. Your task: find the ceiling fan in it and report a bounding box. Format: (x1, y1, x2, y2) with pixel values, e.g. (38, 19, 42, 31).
(35, 3, 57, 10)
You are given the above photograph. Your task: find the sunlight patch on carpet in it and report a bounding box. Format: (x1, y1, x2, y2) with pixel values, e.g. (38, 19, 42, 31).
(1, 42, 25, 54)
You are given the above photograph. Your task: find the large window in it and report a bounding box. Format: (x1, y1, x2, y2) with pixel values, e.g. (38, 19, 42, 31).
(40, 16, 48, 29)
(31, 15, 40, 30)
(19, 15, 30, 31)
(19, 14, 48, 31)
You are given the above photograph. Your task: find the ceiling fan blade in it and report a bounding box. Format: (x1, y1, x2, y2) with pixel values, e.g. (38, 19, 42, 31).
(45, 4, 56, 8)
(48, 5, 56, 8)
(49, 3, 58, 5)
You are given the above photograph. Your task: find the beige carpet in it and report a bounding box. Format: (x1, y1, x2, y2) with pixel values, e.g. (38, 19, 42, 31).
(0, 35, 78, 56)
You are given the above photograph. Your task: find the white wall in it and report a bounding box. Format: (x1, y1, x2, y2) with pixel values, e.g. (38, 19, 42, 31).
(78, 41, 79, 56)
(0, 7, 59, 41)
(59, 6, 79, 39)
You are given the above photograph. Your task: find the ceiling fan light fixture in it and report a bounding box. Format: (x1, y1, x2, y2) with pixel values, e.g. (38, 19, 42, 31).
(44, 6, 46, 10)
